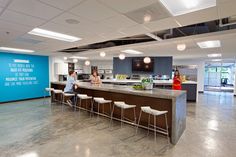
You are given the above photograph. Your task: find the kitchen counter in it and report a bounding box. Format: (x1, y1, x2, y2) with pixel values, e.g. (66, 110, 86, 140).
(54, 81, 186, 100)
(101, 79, 197, 85)
(51, 81, 187, 145)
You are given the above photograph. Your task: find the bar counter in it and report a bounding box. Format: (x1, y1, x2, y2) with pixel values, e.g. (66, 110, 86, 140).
(51, 81, 187, 145)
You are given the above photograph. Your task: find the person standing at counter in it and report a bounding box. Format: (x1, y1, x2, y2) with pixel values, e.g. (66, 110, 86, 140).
(172, 69, 182, 90)
(64, 71, 78, 107)
(90, 70, 101, 84)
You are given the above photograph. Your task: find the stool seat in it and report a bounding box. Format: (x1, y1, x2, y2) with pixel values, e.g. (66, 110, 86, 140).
(45, 88, 54, 92)
(151, 110, 168, 116)
(63, 93, 75, 97)
(77, 94, 92, 99)
(114, 101, 136, 109)
(53, 89, 63, 94)
(141, 106, 152, 114)
(94, 97, 112, 104)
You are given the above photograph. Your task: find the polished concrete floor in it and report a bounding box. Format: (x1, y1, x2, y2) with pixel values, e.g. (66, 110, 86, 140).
(0, 92, 236, 157)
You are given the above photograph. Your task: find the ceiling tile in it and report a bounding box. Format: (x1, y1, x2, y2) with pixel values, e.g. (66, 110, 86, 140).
(39, 0, 84, 10)
(218, 0, 236, 19)
(0, 0, 11, 7)
(119, 24, 151, 36)
(98, 14, 138, 30)
(175, 7, 218, 26)
(98, 0, 157, 13)
(0, 20, 32, 32)
(70, 0, 119, 22)
(144, 17, 180, 31)
(0, 10, 46, 27)
(8, 0, 62, 20)
(39, 22, 70, 34)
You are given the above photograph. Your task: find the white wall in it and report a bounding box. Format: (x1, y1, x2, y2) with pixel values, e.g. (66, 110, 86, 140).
(173, 59, 205, 92)
(49, 56, 66, 82)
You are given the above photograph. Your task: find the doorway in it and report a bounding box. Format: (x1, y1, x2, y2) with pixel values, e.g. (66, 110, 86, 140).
(204, 61, 235, 92)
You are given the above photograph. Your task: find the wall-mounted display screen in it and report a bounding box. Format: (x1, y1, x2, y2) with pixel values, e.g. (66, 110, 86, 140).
(0, 52, 49, 103)
(132, 58, 154, 72)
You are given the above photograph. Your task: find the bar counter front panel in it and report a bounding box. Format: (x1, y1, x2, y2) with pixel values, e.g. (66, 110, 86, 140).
(51, 82, 187, 145)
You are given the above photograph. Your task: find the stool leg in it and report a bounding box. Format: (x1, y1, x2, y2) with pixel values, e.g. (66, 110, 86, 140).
(109, 104, 115, 128)
(147, 114, 151, 136)
(121, 108, 124, 128)
(74, 97, 77, 112)
(165, 113, 170, 144)
(136, 111, 142, 135)
(90, 100, 94, 117)
(154, 115, 157, 142)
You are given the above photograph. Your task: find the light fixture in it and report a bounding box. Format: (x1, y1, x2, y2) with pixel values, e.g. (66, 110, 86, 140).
(212, 59, 222, 62)
(121, 49, 143, 54)
(0, 47, 34, 53)
(207, 53, 222, 58)
(73, 59, 78, 63)
(28, 28, 81, 42)
(177, 44, 186, 51)
(63, 57, 68, 60)
(145, 33, 163, 41)
(197, 40, 221, 49)
(159, 0, 216, 16)
(119, 54, 125, 60)
(85, 60, 90, 66)
(143, 57, 151, 64)
(100, 52, 106, 57)
(70, 56, 88, 60)
(143, 14, 151, 23)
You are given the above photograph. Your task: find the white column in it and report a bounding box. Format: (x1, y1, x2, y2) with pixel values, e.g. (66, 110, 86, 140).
(197, 61, 205, 93)
(234, 69, 236, 96)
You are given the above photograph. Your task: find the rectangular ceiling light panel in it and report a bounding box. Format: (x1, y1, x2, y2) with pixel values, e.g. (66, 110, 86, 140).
(159, 0, 216, 16)
(0, 47, 34, 53)
(28, 28, 81, 42)
(197, 40, 221, 49)
(121, 49, 143, 54)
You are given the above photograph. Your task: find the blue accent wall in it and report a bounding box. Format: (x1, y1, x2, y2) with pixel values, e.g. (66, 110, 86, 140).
(113, 57, 173, 77)
(0, 52, 49, 103)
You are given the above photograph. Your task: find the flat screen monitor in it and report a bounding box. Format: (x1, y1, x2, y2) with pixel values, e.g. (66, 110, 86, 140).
(132, 58, 154, 72)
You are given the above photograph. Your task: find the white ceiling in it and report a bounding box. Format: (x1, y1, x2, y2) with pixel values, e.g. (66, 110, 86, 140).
(0, 0, 235, 60)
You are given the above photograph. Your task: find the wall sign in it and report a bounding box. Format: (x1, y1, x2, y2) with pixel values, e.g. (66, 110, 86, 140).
(0, 52, 49, 103)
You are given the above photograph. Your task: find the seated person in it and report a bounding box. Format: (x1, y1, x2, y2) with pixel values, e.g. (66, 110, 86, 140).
(64, 71, 78, 107)
(90, 70, 101, 84)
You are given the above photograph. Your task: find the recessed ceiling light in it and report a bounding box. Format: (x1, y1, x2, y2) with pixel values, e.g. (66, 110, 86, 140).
(177, 44, 186, 51)
(207, 53, 222, 58)
(63, 57, 68, 60)
(143, 57, 151, 64)
(100, 52, 106, 57)
(28, 28, 81, 42)
(212, 59, 222, 62)
(73, 59, 78, 63)
(119, 54, 125, 60)
(159, 0, 216, 16)
(121, 49, 143, 54)
(70, 56, 88, 60)
(85, 60, 90, 66)
(198, 40, 221, 49)
(143, 14, 151, 23)
(0, 47, 34, 53)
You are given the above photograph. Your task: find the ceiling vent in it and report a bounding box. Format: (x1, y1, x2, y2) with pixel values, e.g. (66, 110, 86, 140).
(124, 2, 171, 24)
